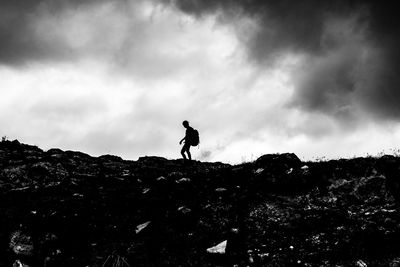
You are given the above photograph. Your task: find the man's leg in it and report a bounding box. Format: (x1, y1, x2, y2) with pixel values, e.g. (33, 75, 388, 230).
(187, 147, 191, 161)
(181, 146, 187, 160)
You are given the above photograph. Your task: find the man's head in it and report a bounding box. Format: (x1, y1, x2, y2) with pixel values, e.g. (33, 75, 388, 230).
(182, 120, 189, 128)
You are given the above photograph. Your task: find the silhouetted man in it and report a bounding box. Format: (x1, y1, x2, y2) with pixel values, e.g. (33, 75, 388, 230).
(179, 120, 193, 161)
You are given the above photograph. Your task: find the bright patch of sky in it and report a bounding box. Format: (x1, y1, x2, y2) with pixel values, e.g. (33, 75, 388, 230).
(1, 0, 400, 163)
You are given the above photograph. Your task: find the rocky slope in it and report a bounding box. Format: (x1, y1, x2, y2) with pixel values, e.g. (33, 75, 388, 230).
(1, 140, 400, 266)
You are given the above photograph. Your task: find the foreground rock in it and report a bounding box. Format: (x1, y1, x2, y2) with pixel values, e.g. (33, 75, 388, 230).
(207, 240, 227, 254)
(1, 139, 400, 266)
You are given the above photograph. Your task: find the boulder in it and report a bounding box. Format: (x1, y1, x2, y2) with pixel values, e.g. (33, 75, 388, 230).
(255, 153, 302, 169)
(251, 153, 311, 193)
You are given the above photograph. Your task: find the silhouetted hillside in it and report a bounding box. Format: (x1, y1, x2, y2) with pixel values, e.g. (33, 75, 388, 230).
(1, 139, 400, 266)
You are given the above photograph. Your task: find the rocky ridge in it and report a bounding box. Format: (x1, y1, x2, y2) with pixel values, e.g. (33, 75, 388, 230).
(1, 139, 400, 266)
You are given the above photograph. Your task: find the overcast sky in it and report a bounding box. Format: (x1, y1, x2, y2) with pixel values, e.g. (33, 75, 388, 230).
(1, 0, 400, 163)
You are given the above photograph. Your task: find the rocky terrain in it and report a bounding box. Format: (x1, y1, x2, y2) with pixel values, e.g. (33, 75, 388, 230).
(1, 139, 400, 266)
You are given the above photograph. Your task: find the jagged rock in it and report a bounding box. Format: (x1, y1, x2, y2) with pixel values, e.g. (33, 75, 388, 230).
(2, 165, 29, 187)
(10, 231, 34, 256)
(135, 221, 151, 234)
(356, 259, 367, 267)
(177, 206, 191, 214)
(328, 179, 353, 193)
(142, 188, 151, 194)
(176, 177, 191, 183)
(254, 168, 264, 174)
(354, 175, 386, 199)
(207, 240, 227, 254)
(13, 260, 29, 267)
(389, 257, 400, 267)
(156, 176, 167, 181)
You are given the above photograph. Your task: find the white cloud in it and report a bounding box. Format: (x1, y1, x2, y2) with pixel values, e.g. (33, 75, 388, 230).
(1, 0, 400, 163)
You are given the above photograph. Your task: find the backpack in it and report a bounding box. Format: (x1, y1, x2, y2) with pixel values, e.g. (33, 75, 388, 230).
(189, 128, 200, 146)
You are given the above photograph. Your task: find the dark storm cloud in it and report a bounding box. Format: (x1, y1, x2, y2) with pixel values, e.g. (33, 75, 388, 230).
(166, 0, 361, 60)
(357, 0, 400, 120)
(166, 0, 400, 121)
(0, 0, 108, 65)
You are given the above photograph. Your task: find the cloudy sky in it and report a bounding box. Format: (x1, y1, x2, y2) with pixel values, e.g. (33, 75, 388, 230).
(1, 0, 400, 163)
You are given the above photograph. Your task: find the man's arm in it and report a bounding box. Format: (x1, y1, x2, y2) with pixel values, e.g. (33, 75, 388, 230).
(179, 136, 185, 144)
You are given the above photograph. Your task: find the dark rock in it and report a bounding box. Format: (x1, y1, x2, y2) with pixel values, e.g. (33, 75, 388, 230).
(390, 257, 400, 267)
(328, 179, 353, 194)
(10, 231, 34, 256)
(12, 260, 29, 267)
(138, 156, 168, 164)
(376, 155, 400, 203)
(255, 153, 302, 169)
(250, 153, 311, 193)
(65, 150, 92, 160)
(98, 154, 123, 162)
(354, 176, 386, 199)
(46, 148, 64, 155)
